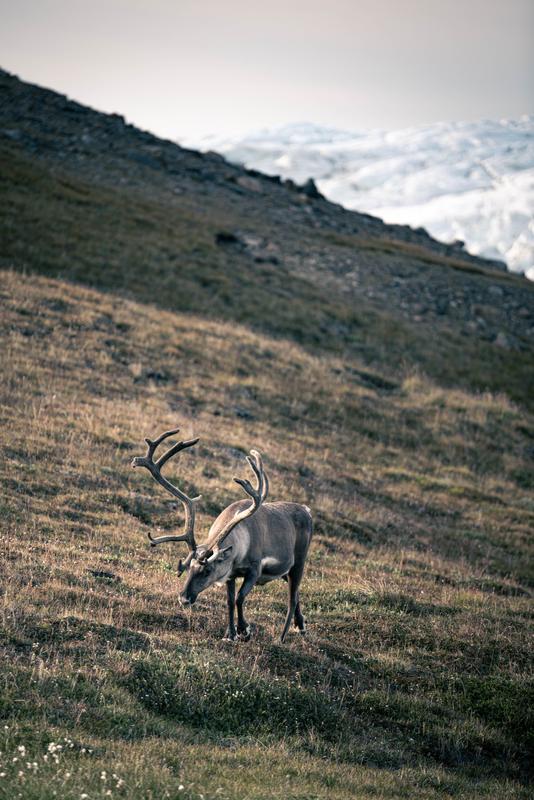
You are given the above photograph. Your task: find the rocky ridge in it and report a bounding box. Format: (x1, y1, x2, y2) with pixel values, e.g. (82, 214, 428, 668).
(1, 67, 533, 375)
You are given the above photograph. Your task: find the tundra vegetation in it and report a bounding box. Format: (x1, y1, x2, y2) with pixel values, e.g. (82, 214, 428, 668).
(1, 271, 533, 800)
(0, 69, 533, 800)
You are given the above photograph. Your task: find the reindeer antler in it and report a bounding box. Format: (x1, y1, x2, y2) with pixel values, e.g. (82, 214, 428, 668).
(206, 449, 268, 553)
(131, 427, 200, 552)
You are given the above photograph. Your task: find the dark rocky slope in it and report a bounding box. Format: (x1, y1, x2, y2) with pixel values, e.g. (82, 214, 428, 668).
(1, 67, 533, 406)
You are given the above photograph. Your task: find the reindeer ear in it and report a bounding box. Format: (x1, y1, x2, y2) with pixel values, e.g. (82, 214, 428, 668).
(216, 545, 233, 561)
(178, 552, 195, 574)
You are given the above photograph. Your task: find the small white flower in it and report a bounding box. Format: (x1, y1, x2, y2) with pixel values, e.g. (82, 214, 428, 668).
(17, 746, 26, 755)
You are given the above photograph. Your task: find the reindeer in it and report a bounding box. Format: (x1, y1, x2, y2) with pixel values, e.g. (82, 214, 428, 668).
(131, 428, 312, 642)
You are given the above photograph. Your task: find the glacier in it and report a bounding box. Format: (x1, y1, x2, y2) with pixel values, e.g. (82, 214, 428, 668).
(184, 118, 534, 280)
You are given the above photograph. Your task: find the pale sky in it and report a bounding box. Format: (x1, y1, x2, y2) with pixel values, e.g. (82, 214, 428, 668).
(1, 0, 532, 139)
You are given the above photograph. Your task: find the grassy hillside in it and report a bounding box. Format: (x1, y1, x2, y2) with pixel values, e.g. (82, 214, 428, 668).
(1, 68, 533, 799)
(1, 271, 533, 799)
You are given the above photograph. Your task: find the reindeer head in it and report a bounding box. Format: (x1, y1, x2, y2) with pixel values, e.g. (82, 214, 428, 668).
(179, 545, 234, 605)
(131, 429, 268, 603)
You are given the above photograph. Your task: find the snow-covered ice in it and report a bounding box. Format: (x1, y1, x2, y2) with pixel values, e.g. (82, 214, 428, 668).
(184, 118, 534, 280)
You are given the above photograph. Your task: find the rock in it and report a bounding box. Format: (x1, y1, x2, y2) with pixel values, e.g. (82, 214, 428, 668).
(128, 362, 144, 379)
(242, 235, 262, 249)
(494, 331, 511, 348)
(145, 369, 169, 384)
(254, 255, 279, 265)
(205, 150, 225, 163)
(215, 231, 240, 246)
(88, 569, 121, 582)
(3, 127, 21, 140)
(236, 175, 263, 193)
(109, 113, 126, 126)
(233, 406, 255, 420)
(127, 150, 162, 169)
(300, 178, 323, 199)
(488, 285, 504, 297)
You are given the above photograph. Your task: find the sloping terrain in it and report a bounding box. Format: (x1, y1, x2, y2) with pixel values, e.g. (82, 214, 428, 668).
(1, 68, 533, 410)
(0, 271, 533, 800)
(0, 69, 533, 799)
(192, 118, 534, 277)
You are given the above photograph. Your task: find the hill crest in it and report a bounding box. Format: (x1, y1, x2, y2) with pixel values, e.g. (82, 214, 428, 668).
(0, 65, 533, 412)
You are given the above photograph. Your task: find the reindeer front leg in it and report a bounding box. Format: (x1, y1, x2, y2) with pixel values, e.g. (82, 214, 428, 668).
(223, 578, 237, 641)
(236, 567, 259, 641)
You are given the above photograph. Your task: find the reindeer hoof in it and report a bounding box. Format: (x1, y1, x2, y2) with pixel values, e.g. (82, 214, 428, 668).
(237, 625, 251, 641)
(222, 632, 238, 643)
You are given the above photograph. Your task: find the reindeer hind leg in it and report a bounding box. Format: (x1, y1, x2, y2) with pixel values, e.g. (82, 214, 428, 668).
(280, 566, 304, 643)
(294, 594, 306, 634)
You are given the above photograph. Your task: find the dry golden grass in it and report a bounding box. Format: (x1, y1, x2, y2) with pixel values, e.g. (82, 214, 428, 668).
(0, 270, 533, 799)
